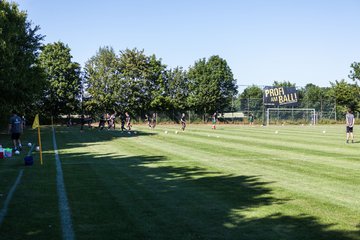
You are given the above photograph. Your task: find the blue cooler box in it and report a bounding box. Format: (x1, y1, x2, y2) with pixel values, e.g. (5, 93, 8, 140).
(24, 156, 33, 166)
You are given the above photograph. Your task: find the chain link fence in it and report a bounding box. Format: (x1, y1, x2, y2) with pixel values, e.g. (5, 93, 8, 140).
(52, 97, 348, 127)
(233, 97, 339, 124)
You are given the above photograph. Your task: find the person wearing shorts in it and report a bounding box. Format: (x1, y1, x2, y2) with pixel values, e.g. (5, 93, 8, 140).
(145, 114, 151, 128)
(125, 112, 131, 131)
(8, 110, 23, 151)
(151, 113, 157, 129)
(181, 113, 186, 131)
(346, 109, 355, 143)
(248, 113, 254, 125)
(212, 112, 217, 129)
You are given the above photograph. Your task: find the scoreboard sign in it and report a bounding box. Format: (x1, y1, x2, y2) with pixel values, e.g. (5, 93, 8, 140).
(263, 86, 298, 107)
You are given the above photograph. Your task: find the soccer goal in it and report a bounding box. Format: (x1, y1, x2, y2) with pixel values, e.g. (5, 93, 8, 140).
(266, 108, 316, 125)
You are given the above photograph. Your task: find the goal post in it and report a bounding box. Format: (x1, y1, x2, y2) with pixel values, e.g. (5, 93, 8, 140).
(266, 108, 316, 125)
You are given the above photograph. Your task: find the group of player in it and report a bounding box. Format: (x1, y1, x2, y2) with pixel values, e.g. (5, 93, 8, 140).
(79, 109, 356, 144)
(95, 112, 131, 131)
(145, 113, 157, 129)
(145, 112, 187, 132)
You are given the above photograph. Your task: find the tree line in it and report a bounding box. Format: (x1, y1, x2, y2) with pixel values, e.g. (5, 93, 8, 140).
(1, 1, 359, 125)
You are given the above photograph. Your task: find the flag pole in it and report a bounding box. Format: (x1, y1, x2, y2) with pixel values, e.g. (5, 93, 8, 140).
(32, 114, 43, 165)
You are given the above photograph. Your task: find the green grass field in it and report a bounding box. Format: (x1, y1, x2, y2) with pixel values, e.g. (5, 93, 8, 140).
(0, 124, 359, 240)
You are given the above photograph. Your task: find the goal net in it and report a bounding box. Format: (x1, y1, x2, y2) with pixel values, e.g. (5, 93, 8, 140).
(266, 108, 316, 125)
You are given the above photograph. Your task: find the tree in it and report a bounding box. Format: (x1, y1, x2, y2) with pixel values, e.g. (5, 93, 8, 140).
(238, 85, 263, 116)
(147, 54, 170, 111)
(348, 62, 360, 82)
(329, 79, 360, 115)
(84, 46, 120, 114)
(188, 55, 237, 118)
(117, 48, 167, 114)
(167, 67, 189, 111)
(0, 1, 45, 122)
(38, 41, 81, 116)
(272, 80, 296, 87)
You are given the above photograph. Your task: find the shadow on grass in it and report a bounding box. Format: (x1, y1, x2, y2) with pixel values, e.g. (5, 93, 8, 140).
(4, 126, 356, 239)
(56, 150, 360, 240)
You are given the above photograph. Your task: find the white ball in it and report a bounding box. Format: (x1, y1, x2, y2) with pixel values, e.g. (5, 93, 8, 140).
(275, 130, 278, 134)
(175, 131, 178, 134)
(28, 142, 32, 147)
(322, 130, 326, 134)
(165, 131, 168, 134)
(35, 146, 40, 151)
(15, 150, 20, 155)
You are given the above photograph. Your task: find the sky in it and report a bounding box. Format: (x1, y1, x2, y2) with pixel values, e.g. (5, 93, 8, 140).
(14, 0, 360, 92)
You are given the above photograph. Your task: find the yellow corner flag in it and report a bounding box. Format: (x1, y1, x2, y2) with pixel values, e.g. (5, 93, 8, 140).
(32, 114, 43, 165)
(32, 114, 40, 129)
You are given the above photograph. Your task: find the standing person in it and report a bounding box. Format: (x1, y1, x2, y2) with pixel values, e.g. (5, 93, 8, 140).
(151, 113, 157, 129)
(108, 112, 116, 130)
(8, 110, 23, 151)
(80, 114, 85, 132)
(119, 113, 126, 131)
(248, 113, 254, 125)
(181, 113, 186, 131)
(98, 114, 106, 130)
(22, 115, 26, 129)
(105, 113, 111, 129)
(145, 114, 151, 128)
(125, 112, 131, 131)
(66, 115, 72, 127)
(212, 112, 217, 129)
(346, 109, 355, 143)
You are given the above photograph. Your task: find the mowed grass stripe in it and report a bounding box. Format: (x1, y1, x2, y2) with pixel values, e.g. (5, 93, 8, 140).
(56, 131, 249, 238)
(146, 124, 359, 163)
(130, 126, 360, 231)
(138, 126, 360, 178)
(182, 125, 359, 160)
(131, 126, 360, 209)
(54, 125, 360, 239)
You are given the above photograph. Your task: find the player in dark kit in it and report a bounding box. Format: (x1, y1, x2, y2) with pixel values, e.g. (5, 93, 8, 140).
(151, 113, 157, 129)
(181, 113, 186, 131)
(80, 114, 85, 132)
(145, 114, 151, 128)
(98, 114, 106, 130)
(8, 110, 23, 151)
(119, 113, 126, 131)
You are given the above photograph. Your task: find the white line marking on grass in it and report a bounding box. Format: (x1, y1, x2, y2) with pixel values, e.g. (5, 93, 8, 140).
(52, 127, 75, 240)
(0, 169, 24, 226)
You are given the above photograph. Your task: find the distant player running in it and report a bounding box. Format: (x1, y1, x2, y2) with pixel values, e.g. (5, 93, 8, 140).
(145, 114, 151, 128)
(346, 109, 355, 143)
(125, 112, 131, 131)
(181, 113, 186, 131)
(151, 113, 157, 129)
(108, 112, 116, 130)
(120, 113, 126, 131)
(212, 112, 217, 129)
